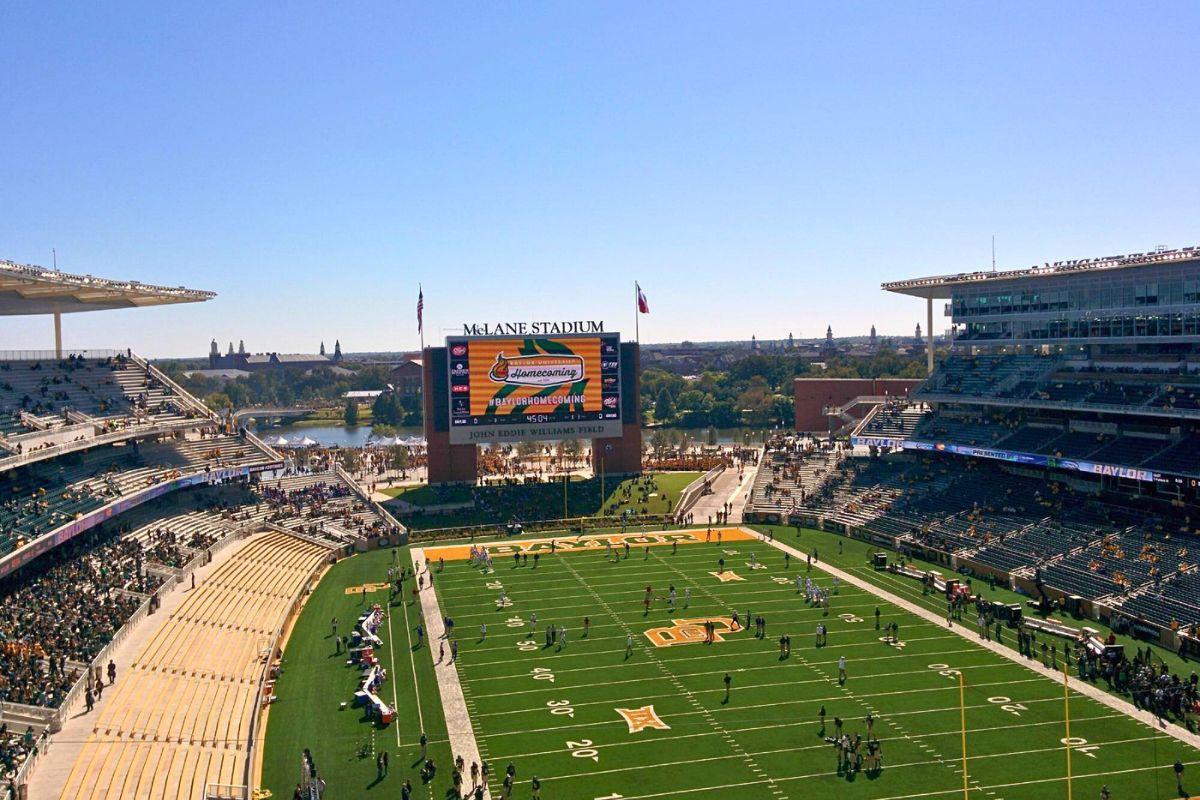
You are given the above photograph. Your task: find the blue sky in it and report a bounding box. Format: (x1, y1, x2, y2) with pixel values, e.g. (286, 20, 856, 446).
(1, 2, 1197, 357)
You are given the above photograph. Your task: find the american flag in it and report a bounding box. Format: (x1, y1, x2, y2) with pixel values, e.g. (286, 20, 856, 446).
(417, 286, 424, 334)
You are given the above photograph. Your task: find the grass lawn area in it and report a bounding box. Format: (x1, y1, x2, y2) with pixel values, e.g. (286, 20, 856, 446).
(388, 473, 701, 532)
(381, 484, 474, 505)
(418, 529, 1197, 799)
(598, 471, 701, 517)
(260, 547, 455, 798)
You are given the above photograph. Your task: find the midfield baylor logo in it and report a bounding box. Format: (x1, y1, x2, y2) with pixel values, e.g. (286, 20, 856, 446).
(615, 705, 670, 733)
(644, 616, 742, 648)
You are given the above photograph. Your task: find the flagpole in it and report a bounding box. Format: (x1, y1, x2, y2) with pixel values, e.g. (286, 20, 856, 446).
(418, 284, 426, 486)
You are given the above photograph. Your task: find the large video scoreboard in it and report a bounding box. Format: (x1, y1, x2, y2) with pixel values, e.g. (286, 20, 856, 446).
(446, 333, 623, 444)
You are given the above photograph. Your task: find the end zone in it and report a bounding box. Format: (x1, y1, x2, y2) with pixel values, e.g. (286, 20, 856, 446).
(421, 527, 755, 562)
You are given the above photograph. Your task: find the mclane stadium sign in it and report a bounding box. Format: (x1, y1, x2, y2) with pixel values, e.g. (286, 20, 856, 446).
(462, 320, 605, 337)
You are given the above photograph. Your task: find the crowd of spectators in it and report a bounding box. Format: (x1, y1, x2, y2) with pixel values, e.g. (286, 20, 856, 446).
(0, 483, 259, 710)
(0, 722, 42, 792)
(0, 528, 153, 708)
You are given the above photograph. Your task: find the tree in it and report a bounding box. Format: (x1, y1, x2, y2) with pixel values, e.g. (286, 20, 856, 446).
(655, 387, 675, 422)
(340, 449, 361, 473)
(390, 445, 410, 472)
(343, 399, 359, 426)
(204, 392, 233, 411)
(372, 392, 407, 427)
(650, 429, 672, 454)
(738, 376, 774, 427)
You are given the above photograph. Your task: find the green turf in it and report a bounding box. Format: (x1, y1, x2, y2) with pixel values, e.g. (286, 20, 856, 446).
(263, 525, 1200, 799)
(599, 472, 701, 518)
(391, 472, 700, 532)
(260, 547, 457, 798)
(425, 532, 1199, 799)
(381, 484, 474, 504)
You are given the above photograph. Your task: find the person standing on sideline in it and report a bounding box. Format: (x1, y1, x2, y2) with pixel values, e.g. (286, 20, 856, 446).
(838, 655, 848, 684)
(420, 731, 428, 760)
(723, 672, 732, 701)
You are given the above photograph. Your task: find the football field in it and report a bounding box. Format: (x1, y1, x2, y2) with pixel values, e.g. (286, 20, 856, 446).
(423, 528, 1200, 800)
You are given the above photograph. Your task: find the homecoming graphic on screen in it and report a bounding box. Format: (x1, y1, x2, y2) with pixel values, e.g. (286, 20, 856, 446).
(447, 333, 622, 444)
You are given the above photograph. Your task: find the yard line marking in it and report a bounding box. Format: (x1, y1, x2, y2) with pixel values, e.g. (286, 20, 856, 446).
(468, 674, 1049, 720)
(754, 528, 1200, 751)
(474, 681, 1083, 740)
(498, 730, 1172, 785)
(496, 710, 1125, 761)
(867, 758, 1200, 800)
(392, 592, 422, 740)
(556, 553, 789, 798)
(465, 659, 1025, 704)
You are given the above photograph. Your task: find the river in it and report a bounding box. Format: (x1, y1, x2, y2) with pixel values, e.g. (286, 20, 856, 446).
(249, 421, 772, 449)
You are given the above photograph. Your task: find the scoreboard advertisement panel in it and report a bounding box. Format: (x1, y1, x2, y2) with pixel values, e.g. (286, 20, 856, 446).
(447, 333, 622, 444)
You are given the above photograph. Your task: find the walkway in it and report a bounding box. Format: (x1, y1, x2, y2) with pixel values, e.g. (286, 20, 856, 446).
(689, 449, 762, 525)
(411, 548, 491, 799)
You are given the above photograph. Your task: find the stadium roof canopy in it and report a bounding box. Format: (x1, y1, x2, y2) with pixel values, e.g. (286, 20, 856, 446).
(0, 259, 215, 315)
(883, 245, 1200, 299)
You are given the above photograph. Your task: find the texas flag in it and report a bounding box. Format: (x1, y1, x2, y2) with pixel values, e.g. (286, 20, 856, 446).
(636, 282, 650, 314)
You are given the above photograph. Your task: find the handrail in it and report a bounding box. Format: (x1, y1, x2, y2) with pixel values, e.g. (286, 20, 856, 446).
(240, 425, 284, 464)
(129, 352, 218, 421)
(674, 464, 726, 522)
(333, 462, 408, 539)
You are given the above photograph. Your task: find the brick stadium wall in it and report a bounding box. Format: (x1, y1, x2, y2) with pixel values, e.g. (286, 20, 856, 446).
(793, 378, 922, 432)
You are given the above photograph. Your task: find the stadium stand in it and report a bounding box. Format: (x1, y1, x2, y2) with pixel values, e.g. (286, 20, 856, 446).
(0, 484, 258, 712)
(0, 431, 275, 560)
(258, 470, 396, 546)
(772, 445, 1200, 623)
(854, 402, 930, 439)
(745, 434, 844, 518)
(57, 530, 327, 800)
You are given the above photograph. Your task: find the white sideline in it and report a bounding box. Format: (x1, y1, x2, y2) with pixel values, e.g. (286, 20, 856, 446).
(411, 547, 491, 799)
(751, 528, 1200, 751)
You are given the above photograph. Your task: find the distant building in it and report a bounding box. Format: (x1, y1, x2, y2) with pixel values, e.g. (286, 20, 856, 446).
(391, 358, 423, 399)
(208, 338, 343, 372)
(821, 325, 837, 358)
